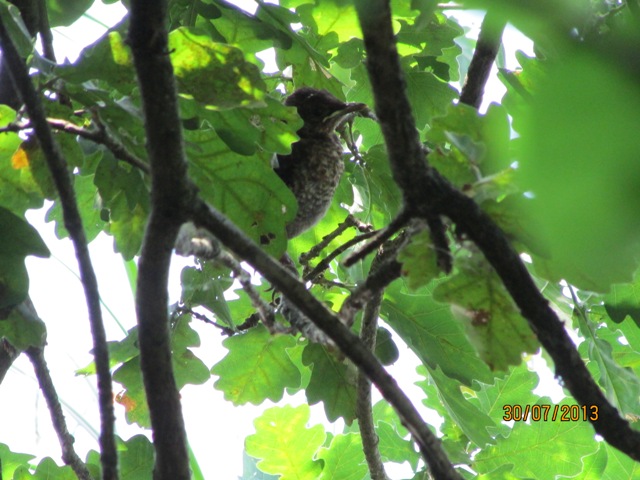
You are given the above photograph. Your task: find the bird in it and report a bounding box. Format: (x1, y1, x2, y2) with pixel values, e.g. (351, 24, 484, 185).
(274, 87, 372, 238)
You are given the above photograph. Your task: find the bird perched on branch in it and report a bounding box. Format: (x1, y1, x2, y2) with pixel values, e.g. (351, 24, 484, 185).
(274, 87, 373, 238)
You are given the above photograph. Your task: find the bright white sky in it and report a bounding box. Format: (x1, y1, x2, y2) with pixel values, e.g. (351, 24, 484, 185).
(0, 2, 555, 479)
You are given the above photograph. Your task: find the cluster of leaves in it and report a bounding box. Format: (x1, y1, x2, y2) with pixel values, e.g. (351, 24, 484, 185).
(2, 0, 640, 478)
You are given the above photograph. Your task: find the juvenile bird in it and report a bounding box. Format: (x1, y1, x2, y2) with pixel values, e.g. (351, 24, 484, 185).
(275, 87, 371, 238)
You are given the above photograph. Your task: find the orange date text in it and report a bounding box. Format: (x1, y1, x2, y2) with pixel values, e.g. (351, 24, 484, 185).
(502, 404, 598, 422)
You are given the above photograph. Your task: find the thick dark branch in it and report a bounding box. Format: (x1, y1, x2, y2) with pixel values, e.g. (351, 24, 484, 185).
(36, 0, 55, 63)
(128, 1, 192, 479)
(459, 10, 506, 109)
(356, 0, 640, 463)
(190, 197, 459, 479)
(0, 16, 118, 479)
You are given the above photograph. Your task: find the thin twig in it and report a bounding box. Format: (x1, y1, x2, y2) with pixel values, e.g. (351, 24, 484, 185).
(303, 229, 378, 282)
(0, 16, 118, 479)
(357, 290, 388, 480)
(344, 209, 411, 267)
(0, 117, 150, 173)
(299, 214, 372, 265)
(175, 306, 235, 336)
(215, 251, 281, 332)
(26, 342, 93, 480)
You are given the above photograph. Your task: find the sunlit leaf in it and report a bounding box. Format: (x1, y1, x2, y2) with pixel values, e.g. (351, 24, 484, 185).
(245, 404, 324, 479)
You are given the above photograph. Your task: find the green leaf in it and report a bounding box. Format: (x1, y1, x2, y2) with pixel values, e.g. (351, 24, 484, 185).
(473, 400, 598, 478)
(570, 444, 608, 480)
(374, 327, 399, 366)
(605, 268, 640, 325)
(300, 1, 361, 44)
(425, 366, 495, 447)
(119, 435, 155, 480)
(0, 444, 34, 479)
(520, 51, 640, 292)
(206, 0, 293, 54)
(302, 343, 357, 424)
(427, 103, 511, 174)
(77, 327, 140, 375)
(13, 457, 75, 479)
(317, 433, 367, 480)
(113, 317, 209, 427)
(375, 421, 419, 468)
(0, 303, 46, 350)
(47, 0, 93, 27)
(212, 325, 301, 405)
(0, 207, 50, 309)
(397, 230, 441, 291)
(108, 197, 148, 260)
(171, 315, 210, 388)
(187, 130, 297, 257)
(85, 435, 155, 480)
(0, 119, 44, 214)
(0, 3, 34, 57)
(381, 280, 494, 386)
(245, 404, 325, 479)
(473, 362, 541, 436)
(180, 263, 234, 327)
(113, 356, 150, 427)
(198, 95, 301, 156)
(576, 307, 640, 419)
(169, 28, 266, 109)
(241, 451, 280, 480)
(57, 32, 136, 94)
(405, 70, 458, 130)
(601, 442, 640, 480)
(433, 257, 539, 370)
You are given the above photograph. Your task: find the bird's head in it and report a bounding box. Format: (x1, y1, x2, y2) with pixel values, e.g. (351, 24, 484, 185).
(285, 87, 373, 135)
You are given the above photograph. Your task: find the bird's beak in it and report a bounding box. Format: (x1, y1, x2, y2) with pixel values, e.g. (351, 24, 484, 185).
(323, 102, 377, 131)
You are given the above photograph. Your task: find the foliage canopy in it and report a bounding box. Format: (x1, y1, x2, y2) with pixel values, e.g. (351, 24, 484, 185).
(1, 0, 640, 479)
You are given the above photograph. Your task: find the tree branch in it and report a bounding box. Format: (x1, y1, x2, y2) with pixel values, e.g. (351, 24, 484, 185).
(0, 15, 118, 479)
(189, 198, 463, 480)
(0, 117, 151, 173)
(459, 10, 506, 109)
(357, 291, 388, 480)
(20, 304, 93, 480)
(127, 1, 192, 478)
(303, 229, 377, 283)
(356, 0, 640, 463)
(35, 0, 55, 63)
(27, 347, 92, 480)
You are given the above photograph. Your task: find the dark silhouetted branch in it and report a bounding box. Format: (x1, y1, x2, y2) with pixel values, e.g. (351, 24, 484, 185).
(0, 15, 118, 479)
(459, 10, 506, 109)
(356, 0, 640, 464)
(128, 0, 192, 478)
(190, 196, 458, 478)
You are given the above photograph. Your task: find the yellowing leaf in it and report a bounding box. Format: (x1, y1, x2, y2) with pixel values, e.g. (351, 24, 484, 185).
(11, 148, 28, 169)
